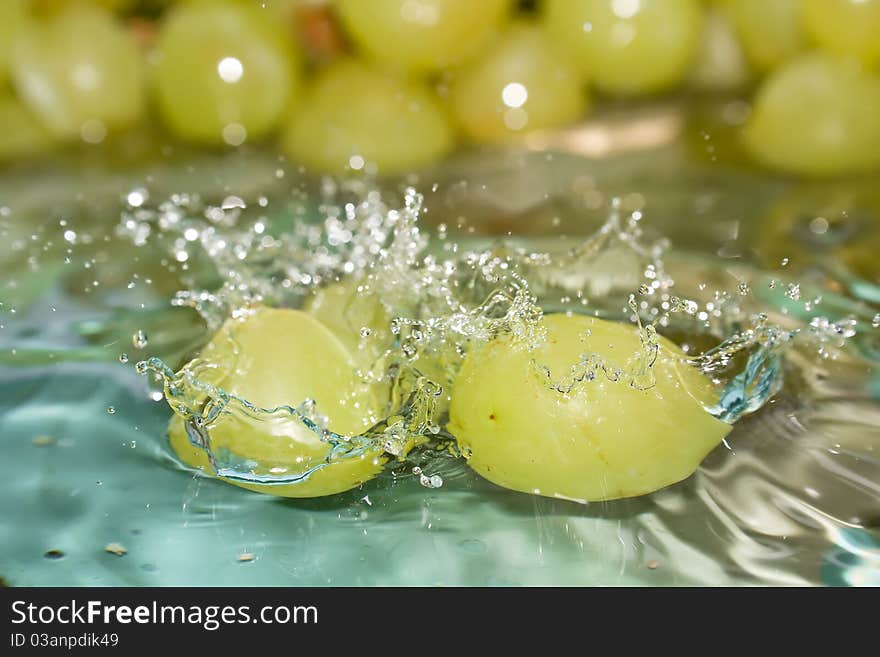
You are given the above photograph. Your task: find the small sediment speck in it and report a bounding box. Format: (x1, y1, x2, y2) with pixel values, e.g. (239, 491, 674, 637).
(32, 435, 56, 447)
(236, 552, 255, 563)
(44, 550, 65, 560)
(646, 560, 659, 570)
(104, 542, 128, 556)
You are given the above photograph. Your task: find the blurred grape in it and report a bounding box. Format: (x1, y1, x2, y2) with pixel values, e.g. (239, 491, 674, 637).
(449, 23, 586, 142)
(10, 4, 145, 143)
(153, 0, 299, 146)
(0, 96, 54, 162)
(744, 53, 880, 176)
(802, 0, 880, 67)
(688, 6, 750, 91)
(281, 59, 454, 175)
(334, 0, 511, 74)
(725, 0, 804, 73)
(0, 0, 29, 86)
(542, 0, 703, 95)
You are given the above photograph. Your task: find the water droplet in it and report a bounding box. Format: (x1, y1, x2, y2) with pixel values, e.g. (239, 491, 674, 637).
(132, 330, 148, 349)
(872, 314, 880, 329)
(221, 195, 246, 210)
(118, 353, 129, 364)
(106, 406, 116, 415)
(135, 361, 148, 375)
(785, 283, 801, 301)
(638, 283, 650, 295)
(738, 282, 750, 296)
(360, 326, 372, 338)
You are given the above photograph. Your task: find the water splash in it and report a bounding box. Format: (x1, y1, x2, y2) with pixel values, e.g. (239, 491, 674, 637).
(119, 184, 862, 490)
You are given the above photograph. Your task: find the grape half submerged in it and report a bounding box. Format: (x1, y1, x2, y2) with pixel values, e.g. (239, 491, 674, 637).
(447, 313, 732, 503)
(168, 307, 387, 497)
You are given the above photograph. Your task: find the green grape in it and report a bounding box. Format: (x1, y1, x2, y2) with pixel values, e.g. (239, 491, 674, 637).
(724, 0, 804, 72)
(448, 23, 587, 143)
(303, 278, 391, 366)
(281, 59, 454, 175)
(334, 0, 511, 74)
(447, 314, 731, 503)
(168, 307, 387, 497)
(542, 0, 703, 95)
(688, 6, 750, 91)
(802, 0, 880, 67)
(743, 53, 880, 177)
(0, 96, 54, 162)
(0, 0, 28, 85)
(10, 4, 145, 142)
(153, 0, 299, 146)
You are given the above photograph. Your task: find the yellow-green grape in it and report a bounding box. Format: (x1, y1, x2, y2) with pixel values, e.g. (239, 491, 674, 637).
(0, 96, 54, 162)
(447, 314, 731, 502)
(448, 23, 587, 143)
(153, 0, 298, 146)
(802, 0, 880, 67)
(542, 0, 703, 95)
(303, 279, 391, 365)
(10, 5, 145, 142)
(0, 0, 28, 85)
(281, 59, 454, 175)
(168, 307, 386, 497)
(724, 0, 804, 73)
(334, 0, 511, 74)
(688, 6, 750, 91)
(744, 53, 880, 177)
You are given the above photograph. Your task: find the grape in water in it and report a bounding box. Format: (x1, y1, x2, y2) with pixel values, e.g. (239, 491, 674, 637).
(447, 314, 731, 502)
(168, 307, 387, 498)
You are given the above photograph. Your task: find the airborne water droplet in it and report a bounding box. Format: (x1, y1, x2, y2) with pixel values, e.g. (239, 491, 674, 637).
(132, 330, 148, 349)
(118, 353, 129, 364)
(106, 406, 116, 414)
(873, 314, 880, 329)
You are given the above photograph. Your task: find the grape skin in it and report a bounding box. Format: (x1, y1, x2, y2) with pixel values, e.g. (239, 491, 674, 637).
(448, 313, 731, 502)
(168, 307, 387, 498)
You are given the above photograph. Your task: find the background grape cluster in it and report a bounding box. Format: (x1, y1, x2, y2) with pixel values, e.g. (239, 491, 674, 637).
(1, 0, 879, 177)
